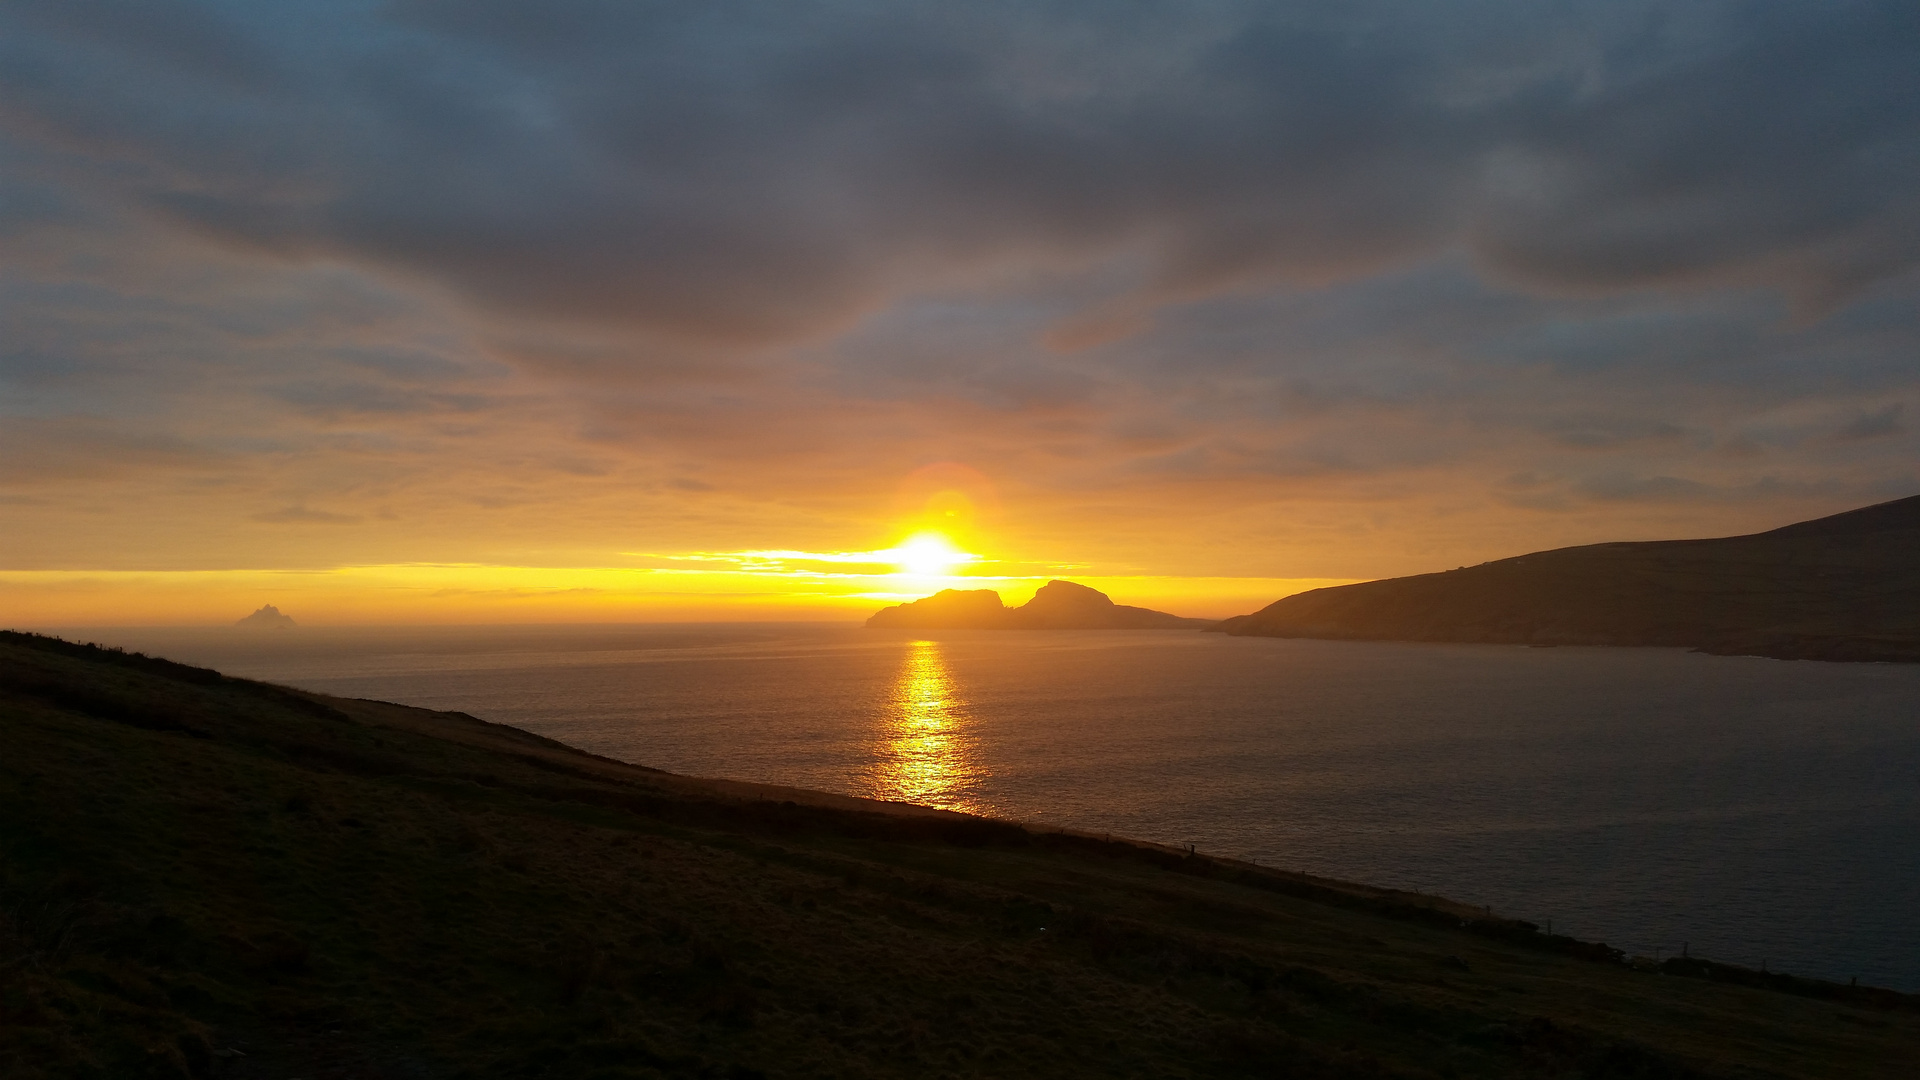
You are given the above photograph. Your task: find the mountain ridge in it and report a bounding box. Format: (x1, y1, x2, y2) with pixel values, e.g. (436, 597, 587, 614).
(1217, 494, 1920, 662)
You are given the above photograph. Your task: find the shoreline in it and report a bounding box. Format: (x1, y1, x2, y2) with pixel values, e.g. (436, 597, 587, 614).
(7, 629, 1919, 1076)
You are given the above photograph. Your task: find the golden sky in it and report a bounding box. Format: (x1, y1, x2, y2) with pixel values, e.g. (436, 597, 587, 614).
(2, 4, 1917, 625)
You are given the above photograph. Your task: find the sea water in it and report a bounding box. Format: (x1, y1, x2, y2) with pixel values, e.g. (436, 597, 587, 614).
(52, 623, 1920, 990)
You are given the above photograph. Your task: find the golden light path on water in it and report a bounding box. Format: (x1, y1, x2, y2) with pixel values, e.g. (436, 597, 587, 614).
(864, 639, 986, 814)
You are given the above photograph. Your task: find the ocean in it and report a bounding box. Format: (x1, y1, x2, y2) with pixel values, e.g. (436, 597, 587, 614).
(56, 623, 1920, 991)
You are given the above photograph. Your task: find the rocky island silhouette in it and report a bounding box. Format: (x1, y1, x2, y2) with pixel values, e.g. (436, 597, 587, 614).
(235, 604, 296, 628)
(867, 579, 1211, 630)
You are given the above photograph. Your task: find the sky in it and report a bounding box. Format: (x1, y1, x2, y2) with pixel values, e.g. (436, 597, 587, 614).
(2, 0, 1917, 624)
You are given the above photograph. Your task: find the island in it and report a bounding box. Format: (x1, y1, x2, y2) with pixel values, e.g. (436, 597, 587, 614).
(235, 604, 297, 628)
(867, 579, 1212, 630)
(1217, 493, 1920, 662)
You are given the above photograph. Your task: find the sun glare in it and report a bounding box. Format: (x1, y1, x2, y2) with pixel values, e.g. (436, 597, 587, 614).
(892, 532, 974, 577)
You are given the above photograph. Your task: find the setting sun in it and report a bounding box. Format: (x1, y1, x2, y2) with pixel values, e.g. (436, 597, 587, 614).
(891, 533, 975, 577)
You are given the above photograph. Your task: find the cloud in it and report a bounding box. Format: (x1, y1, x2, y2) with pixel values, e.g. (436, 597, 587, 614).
(0, 419, 233, 484)
(252, 506, 363, 525)
(1538, 414, 1691, 451)
(1835, 402, 1907, 441)
(1576, 472, 1711, 503)
(1, 1, 1914, 343)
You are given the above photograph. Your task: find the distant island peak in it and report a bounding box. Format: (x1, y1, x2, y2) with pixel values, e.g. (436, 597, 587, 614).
(236, 604, 296, 628)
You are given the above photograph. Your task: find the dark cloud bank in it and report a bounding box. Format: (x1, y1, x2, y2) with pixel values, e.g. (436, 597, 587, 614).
(1, 0, 1918, 570)
(6, 0, 1916, 334)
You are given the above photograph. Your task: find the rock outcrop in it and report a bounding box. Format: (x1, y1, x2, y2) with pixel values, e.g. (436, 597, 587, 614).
(867, 580, 1210, 630)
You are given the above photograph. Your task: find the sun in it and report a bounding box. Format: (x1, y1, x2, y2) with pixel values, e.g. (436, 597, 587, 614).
(892, 532, 974, 577)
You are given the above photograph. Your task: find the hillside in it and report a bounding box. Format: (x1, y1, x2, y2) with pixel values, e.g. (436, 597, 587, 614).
(868, 580, 1210, 630)
(3, 631, 1917, 1078)
(1217, 495, 1920, 661)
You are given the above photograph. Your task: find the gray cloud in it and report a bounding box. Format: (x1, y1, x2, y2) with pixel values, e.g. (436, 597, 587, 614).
(1835, 402, 1907, 441)
(252, 506, 363, 525)
(2, 1, 1915, 343)
(0, 418, 233, 485)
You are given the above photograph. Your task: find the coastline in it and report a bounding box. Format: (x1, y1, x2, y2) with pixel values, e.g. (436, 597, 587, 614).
(6, 630, 1918, 1077)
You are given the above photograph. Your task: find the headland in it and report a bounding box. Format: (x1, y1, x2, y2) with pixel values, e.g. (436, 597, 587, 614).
(1218, 494, 1920, 662)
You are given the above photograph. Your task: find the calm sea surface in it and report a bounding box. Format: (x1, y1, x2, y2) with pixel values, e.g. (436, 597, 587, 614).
(57, 624, 1920, 990)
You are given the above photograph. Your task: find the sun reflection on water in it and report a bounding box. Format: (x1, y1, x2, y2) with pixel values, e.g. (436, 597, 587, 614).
(864, 639, 986, 813)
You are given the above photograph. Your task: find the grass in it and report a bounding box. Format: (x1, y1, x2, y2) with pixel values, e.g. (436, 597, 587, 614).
(2, 630, 1916, 1078)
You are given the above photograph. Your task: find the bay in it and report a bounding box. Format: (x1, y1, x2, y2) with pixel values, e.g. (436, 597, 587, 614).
(61, 623, 1920, 991)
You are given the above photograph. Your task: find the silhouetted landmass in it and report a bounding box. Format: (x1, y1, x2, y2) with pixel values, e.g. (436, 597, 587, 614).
(235, 604, 296, 628)
(1217, 494, 1920, 662)
(4, 630, 1918, 1078)
(868, 579, 1210, 630)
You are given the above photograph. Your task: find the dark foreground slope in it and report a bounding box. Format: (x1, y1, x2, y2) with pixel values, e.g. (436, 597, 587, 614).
(868, 579, 1209, 630)
(1218, 495, 1920, 661)
(3, 633, 1917, 1079)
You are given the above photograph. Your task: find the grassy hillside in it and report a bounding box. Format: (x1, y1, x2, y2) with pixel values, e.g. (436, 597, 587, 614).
(3, 631, 1916, 1079)
(1218, 495, 1920, 662)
